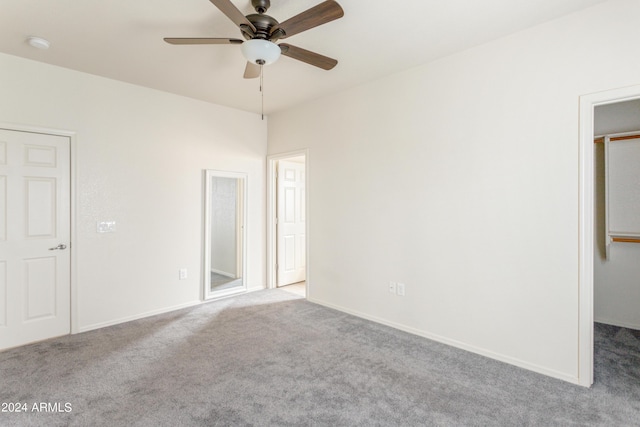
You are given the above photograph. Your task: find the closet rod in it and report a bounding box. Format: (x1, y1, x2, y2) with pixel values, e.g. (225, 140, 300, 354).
(611, 237, 640, 244)
(594, 134, 640, 144)
(610, 134, 640, 142)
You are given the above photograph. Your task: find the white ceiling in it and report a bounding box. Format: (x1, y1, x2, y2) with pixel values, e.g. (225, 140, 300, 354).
(0, 0, 608, 115)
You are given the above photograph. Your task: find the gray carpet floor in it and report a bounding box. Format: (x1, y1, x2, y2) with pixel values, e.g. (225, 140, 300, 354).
(0, 289, 639, 426)
(210, 272, 243, 293)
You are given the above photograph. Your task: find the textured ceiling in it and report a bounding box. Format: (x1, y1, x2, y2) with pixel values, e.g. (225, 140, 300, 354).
(0, 0, 608, 115)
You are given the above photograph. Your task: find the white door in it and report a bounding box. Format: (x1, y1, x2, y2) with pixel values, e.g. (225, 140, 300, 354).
(276, 159, 306, 286)
(0, 129, 71, 350)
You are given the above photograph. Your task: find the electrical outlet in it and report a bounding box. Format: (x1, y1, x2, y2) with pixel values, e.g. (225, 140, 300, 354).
(397, 282, 405, 296)
(389, 282, 397, 294)
(179, 268, 188, 280)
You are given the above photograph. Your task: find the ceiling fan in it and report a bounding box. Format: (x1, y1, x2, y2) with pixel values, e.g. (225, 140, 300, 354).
(164, 0, 344, 79)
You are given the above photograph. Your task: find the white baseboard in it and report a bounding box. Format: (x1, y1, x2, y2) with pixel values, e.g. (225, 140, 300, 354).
(77, 300, 202, 333)
(77, 285, 267, 334)
(308, 297, 582, 386)
(595, 317, 640, 331)
(247, 284, 266, 293)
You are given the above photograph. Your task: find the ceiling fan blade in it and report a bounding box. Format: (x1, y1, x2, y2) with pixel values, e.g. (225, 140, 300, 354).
(164, 37, 243, 45)
(244, 62, 261, 79)
(209, 0, 256, 33)
(275, 0, 344, 39)
(279, 43, 337, 70)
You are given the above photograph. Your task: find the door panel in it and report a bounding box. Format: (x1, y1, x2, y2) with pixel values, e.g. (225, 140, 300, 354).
(284, 235, 295, 270)
(25, 145, 57, 167)
(0, 176, 6, 241)
(24, 256, 57, 320)
(0, 129, 70, 350)
(26, 178, 57, 237)
(277, 159, 306, 286)
(284, 187, 296, 222)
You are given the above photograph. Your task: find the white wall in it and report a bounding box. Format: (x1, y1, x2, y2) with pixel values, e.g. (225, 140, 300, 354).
(0, 52, 267, 332)
(267, 0, 640, 383)
(594, 101, 640, 329)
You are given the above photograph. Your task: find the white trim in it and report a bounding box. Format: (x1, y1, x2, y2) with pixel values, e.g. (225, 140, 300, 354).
(309, 297, 580, 385)
(578, 84, 640, 388)
(0, 122, 79, 334)
(78, 300, 201, 333)
(205, 286, 246, 300)
(246, 284, 266, 293)
(266, 149, 309, 295)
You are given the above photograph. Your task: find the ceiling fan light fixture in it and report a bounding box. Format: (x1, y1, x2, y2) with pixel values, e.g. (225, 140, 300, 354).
(241, 39, 281, 65)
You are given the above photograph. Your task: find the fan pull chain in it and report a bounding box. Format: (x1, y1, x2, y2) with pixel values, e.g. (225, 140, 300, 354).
(260, 64, 264, 120)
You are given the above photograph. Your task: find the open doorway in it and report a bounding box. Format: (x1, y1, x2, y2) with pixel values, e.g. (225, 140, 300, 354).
(591, 100, 640, 387)
(579, 85, 640, 387)
(267, 151, 308, 298)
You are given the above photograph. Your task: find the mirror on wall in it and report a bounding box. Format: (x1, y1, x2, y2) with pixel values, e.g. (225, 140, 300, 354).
(204, 170, 247, 299)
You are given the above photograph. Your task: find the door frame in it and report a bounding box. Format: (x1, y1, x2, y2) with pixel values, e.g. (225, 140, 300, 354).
(0, 122, 78, 334)
(578, 84, 640, 387)
(266, 149, 309, 293)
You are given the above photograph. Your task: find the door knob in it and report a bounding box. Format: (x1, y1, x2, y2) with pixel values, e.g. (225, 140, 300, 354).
(49, 244, 67, 251)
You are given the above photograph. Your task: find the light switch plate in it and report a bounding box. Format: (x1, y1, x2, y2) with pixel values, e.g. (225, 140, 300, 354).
(397, 283, 406, 296)
(97, 221, 116, 233)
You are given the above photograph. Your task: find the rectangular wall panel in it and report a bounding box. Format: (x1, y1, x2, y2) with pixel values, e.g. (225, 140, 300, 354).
(24, 145, 57, 167)
(25, 178, 56, 238)
(24, 257, 57, 321)
(0, 261, 6, 327)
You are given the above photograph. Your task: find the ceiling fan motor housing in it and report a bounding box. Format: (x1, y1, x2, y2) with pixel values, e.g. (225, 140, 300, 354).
(243, 13, 280, 40)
